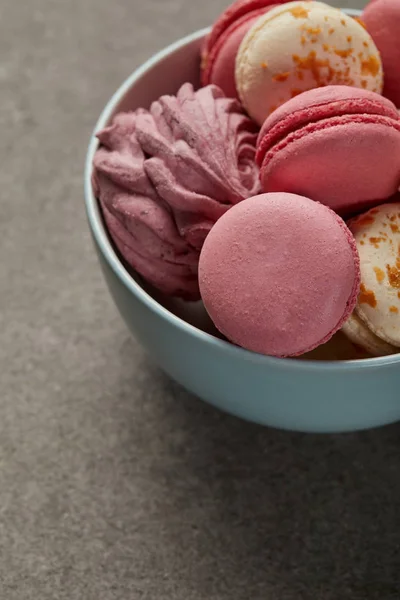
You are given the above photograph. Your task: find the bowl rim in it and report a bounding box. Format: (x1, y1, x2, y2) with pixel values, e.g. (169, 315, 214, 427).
(84, 16, 400, 373)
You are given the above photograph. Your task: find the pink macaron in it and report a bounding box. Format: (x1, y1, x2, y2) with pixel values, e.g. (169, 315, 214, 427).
(199, 192, 360, 357)
(201, 0, 286, 98)
(363, 0, 400, 108)
(256, 86, 400, 215)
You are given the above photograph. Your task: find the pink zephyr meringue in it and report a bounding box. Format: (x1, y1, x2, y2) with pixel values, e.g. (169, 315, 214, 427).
(92, 83, 260, 300)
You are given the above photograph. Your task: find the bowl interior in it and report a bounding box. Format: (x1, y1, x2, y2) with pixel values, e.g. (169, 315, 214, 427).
(85, 17, 400, 366)
(106, 34, 203, 116)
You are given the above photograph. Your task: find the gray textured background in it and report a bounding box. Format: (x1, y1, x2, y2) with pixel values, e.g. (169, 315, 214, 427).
(2, 0, 400, 598)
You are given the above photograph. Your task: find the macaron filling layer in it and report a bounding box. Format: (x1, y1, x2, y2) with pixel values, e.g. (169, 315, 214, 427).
(259, 114, 400, 212)
(256, 95, 399, 166)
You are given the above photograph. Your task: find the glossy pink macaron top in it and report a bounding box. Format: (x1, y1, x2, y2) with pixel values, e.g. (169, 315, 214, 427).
(256, 86, 400, 215)
(363, 0, 400, 108)
(199, 192, 361, 357)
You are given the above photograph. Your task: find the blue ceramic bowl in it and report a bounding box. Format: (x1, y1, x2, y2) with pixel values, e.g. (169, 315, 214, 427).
(84, 12, 400, 433)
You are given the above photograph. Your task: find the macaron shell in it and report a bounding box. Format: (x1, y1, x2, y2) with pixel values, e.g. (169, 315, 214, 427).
(199, 193, 360, 357)
(204, 0, 287, 56)
(235, 1, 383, 124)
(202, 12, 264, 98)
(341, 312, 397, 357)
(259, 85, 398, 136)
(256, 85, 398, 166)
(259, 114, 400, 214)
(349, 203, 400, 347)
(363, 0, 400, 108)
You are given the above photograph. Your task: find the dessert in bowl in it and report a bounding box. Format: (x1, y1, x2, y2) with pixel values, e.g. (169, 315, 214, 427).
(84, 5, 400, 433)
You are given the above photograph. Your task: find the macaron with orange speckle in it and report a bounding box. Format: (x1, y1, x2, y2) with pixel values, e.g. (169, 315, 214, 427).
(344, 203, 400, 350)
(341, 312, 397, 357)
(235, 0, 383, 124)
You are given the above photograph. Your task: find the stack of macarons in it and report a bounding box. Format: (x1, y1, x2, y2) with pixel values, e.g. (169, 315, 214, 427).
(93, 0, 400, 360)
(203, 0, 384, 122)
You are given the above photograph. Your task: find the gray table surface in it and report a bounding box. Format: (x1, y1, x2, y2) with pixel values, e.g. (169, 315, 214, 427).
(2, 0, 400, 598)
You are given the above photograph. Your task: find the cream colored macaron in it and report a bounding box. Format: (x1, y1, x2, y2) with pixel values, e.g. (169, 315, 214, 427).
(235, 1, 383, 125)
(345, 203, 400, 349)
(341, 312, 397, 357)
